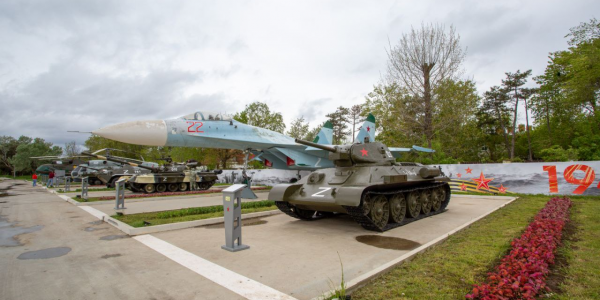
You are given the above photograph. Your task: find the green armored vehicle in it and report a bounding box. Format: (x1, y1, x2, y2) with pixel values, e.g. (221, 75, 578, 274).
(269, 138, 451, 232)
(81, 152, 222, 193)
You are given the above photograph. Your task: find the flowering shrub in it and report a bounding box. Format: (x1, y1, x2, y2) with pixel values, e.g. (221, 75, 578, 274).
(98, 186, 270, 200)
(466, 197, 572, 300)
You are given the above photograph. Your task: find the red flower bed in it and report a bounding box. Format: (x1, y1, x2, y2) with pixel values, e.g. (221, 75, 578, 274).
(466, 197, 572, 300)
(97, 186, 269, 200)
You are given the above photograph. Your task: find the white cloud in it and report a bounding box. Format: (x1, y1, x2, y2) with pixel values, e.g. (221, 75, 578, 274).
(0, 0, 598, 148)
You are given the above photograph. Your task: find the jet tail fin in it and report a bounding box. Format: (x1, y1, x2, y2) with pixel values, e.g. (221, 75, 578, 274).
(313, 120, 333, 145)
(355, 113, 376, 143)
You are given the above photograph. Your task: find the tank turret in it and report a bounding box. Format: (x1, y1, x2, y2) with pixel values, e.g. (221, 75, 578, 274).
(269, 140, 451, 232)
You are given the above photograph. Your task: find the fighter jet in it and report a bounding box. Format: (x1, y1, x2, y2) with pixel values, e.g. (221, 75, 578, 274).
(91, 111, 433, 170)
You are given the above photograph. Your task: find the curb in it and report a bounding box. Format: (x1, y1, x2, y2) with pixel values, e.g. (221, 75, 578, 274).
(104, 210, 283, 236)
(313, 195, 519, 300)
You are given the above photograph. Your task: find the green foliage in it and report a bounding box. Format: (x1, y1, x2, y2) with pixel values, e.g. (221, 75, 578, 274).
(287, 116, 310, 139)
(9, 137, 62, 173)
(539, 145, 579, 162)
(326, 106, 351, 144)
(233, 102, 286, 133)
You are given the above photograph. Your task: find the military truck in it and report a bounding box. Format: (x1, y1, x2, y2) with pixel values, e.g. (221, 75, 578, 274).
(269, 138, 451, 232)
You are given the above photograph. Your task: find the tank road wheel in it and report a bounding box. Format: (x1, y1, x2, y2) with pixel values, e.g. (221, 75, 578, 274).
(93, 179, 102, 186)
(167, 183, 179, 192)
(361, 194, 375, 216)
(420, 189, 432, 214)
(369, 195, 389, 229)
(143, 184, 155, 194)
(179, 183, 188, 192)
(156, 183, 167, 193)
(293, 206, 317, 220)
(389, 193, 407, 223)
(431, 187, 443, 212)
(406, 191, 421, 218)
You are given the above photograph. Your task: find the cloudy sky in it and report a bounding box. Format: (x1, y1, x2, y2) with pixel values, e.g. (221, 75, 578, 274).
(1, 0, 597, 148)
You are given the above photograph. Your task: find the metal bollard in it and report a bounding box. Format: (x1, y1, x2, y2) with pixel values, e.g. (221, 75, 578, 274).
(65, 177, 71, 192)
(81, 177, 89, 201)
(190, 173, 197, 191)
(114, 179, 126, 210)
(221, 184, 250, 252)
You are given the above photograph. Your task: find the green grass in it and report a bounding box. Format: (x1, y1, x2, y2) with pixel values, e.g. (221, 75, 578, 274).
(112, 200, 277, 227)
(351, 194, 600, 300)
(58, 188, 115, 193)
(549, 197, 600, 300)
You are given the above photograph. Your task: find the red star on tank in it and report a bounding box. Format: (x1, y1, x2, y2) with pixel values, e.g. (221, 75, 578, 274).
(360, 148, 368, 156)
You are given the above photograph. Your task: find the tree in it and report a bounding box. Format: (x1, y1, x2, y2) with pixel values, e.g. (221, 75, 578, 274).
(0, 136, 21, 175)
(348, 105, 363, 142)
(64, 141, 82, 157)
(9, 138, 62, 173)
(233, 102, 286, 133)
(84, 135, 149, 160)
(482, 86, 511, 156)
(385, 23, 466, 148)
(287, 116, 310, 139)
(326, 106, 351, 144)
(502, 69, 533, 160)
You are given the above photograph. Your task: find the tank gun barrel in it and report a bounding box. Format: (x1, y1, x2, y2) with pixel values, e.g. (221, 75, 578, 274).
(81, 151, 157, 171)
(294, 139, 337, 152)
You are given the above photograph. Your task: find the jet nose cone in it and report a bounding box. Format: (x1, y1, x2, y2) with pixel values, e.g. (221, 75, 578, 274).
(93, 120, 167, 146)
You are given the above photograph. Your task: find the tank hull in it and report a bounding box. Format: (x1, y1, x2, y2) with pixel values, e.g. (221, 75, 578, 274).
(269, 164, 451, 231)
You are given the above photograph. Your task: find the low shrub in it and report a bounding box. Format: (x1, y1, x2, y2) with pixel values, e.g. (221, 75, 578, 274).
(466, 197, 572, 300)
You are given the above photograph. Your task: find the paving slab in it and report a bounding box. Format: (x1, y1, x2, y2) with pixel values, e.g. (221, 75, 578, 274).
(151, 195, 515, 300)
(0, 179, 244, 300)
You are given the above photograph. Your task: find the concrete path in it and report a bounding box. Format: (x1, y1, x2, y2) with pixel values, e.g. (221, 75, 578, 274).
(1, 178, 516, 300)
(150, 195, 515, 300)
(0, 179, 244, 300)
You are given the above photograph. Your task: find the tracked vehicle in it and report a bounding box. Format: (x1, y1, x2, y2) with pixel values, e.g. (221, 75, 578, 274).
(81, 152, 222, 193)
(269, 138, 451, 232)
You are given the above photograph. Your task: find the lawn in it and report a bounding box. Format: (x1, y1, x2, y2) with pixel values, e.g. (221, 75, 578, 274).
(112, 200, 278, 227)
(350, 194, 600, 300)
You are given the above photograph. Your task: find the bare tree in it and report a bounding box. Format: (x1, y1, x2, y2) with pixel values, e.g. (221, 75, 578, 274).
(386, 23, 466, 148)
(64, 140, 82, 157)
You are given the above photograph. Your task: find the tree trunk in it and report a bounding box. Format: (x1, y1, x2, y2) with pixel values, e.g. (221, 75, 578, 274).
(524, 98, 533, 161)
(423, 63, 433, 149)
(546, 97, 552, 145)
(510, 94, 519, 159)
(495, 105, 511, 157)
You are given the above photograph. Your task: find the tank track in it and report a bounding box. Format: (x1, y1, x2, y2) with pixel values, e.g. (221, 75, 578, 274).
(343, 182, 451, 232)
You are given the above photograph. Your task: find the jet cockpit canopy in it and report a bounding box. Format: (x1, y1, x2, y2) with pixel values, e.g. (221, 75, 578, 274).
(180, 111, 233, 121)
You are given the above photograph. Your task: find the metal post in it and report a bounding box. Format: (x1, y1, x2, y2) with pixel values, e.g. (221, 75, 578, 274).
(65, 177, 71, 192)
(114, 178, 126, 210)
(81, 177, 89, 201)
(190, 172, 197, 191)
(221, 184, 250, 252)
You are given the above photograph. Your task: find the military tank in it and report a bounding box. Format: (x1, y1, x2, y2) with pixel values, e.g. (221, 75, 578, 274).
(269, 138, 451, 232)
(81, 152, 222, 193)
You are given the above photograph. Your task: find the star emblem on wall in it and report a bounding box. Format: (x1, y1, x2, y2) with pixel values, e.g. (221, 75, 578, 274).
(465, 167, 473, 174)
(360, 148, 368, 156)
(456, 173, 462, 178)
(460, 183, 467, 191)
(473, 172, 494, 190)
(498, 184, 507, 194)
